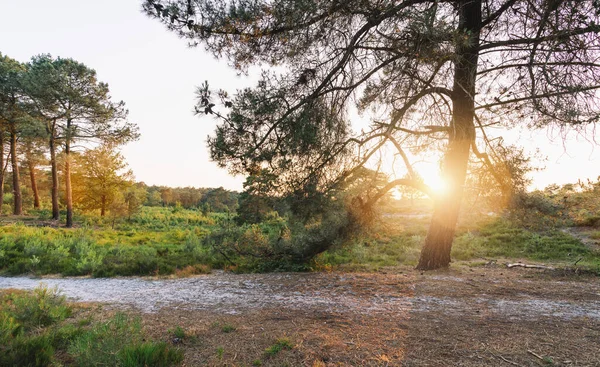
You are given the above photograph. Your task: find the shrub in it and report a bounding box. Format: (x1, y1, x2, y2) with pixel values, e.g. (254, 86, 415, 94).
(7, 285, 71, 331)
(264, 337, 294, 357)
(119, 342, 184, 367)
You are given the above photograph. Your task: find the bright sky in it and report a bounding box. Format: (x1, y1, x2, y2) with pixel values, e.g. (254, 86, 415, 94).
(1, 0, 599, 191)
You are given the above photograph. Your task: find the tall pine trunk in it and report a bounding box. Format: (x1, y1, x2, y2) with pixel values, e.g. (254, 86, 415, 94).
(9, 125, 22, 215)
(28, 160, 40, 209)
(0, 129, 4, 215)
(49, 132, 60, 221)
(417, 0, 480, 270)
(65, 136, 73, 228)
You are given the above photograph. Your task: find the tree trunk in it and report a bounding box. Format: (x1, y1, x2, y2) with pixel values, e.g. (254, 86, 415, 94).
(49, 134, 60, 221)
(65, 120, 73, 228)
(0, 129, 4, 216)
(417, 0, 481, 270)
(101, 195, 106, 217)
(28, 160, 40, 209)
(10, 126, 22, 215)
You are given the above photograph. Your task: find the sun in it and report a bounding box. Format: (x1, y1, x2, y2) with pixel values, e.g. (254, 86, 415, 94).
(428, 178, 449, 196)
(416, 163, 448, 196)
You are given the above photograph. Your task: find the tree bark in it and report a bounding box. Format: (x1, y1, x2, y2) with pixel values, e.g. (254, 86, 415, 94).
(28, 160, 40, 209)
(49, 132, 60, 221)
(9, 125, 22, 215)
(0, 129, 4, 215)
(65, 119, 73, 228)
(417, 0, 481, 270)
(101, 195, 106, 217)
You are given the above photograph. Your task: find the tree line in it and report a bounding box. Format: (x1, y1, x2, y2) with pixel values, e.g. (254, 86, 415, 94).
(1, 53, 241, 223)
(0, 53, 138, 227)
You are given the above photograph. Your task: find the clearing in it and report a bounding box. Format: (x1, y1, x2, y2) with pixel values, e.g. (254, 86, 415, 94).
(1, 266, 599, 366)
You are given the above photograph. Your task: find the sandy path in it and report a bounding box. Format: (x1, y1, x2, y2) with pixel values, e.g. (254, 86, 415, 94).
(1, 270, 599, 321)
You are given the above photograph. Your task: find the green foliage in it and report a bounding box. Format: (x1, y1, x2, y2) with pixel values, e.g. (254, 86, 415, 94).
(264, 338, 294, 357)
(170, 325, 187, 339)
(0, 286, 182, 367)
(70, 313, 182, 367)
(221, 324, 236, 333)
(6, 285, 71, 331)
(452, 218, 591, 261)
(0, 207, 220, 277)
(0, 286, 71, 367)
(119, 341, 184, 367)
(71, 145, 137, 217)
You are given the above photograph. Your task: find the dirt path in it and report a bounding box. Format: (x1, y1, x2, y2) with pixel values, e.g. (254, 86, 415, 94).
(0, 270, 599, 320)
(1, 268, 599, 366)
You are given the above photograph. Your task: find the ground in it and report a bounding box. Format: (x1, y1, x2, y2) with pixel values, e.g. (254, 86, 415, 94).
(1, 265, 598, 366)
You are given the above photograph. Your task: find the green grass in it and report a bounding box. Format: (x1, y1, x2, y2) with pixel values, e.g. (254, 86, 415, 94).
(0, 285, 183, 367)
(169, 325, 187, 339)
(264, 337, 294, 357)
(69, 313, 183, 366)
(221, 323, 236, 333)
(315, 215, 600, 272)
(452, 217, 599, 266)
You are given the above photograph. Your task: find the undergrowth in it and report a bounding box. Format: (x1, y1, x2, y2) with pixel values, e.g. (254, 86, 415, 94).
(0, 285, 183, 367)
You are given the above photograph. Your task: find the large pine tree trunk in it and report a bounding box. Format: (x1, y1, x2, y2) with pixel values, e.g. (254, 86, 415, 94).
(417, 0, 481, 270)
(0, 130, 4, 216)
(64, 118, 73, 228)
(65, 148, 73, 227)
(10, 126, 22, 215)
(49, 134, 60, 221)
(28, 160, 40, 209)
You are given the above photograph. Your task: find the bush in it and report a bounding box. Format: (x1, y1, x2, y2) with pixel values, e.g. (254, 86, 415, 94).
(5, 285, 71, 331)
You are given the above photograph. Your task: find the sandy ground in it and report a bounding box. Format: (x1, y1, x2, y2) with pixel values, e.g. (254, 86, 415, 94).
(1, 266, 599, 366)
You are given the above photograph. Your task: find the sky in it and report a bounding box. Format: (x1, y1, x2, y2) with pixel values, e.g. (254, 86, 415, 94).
(1, 0, 599, 191)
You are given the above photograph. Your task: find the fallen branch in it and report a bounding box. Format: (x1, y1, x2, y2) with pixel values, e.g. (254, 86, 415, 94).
(506, 263, 555, 270)
(490, 351, 520, 366)
(527, 349, 544, 360)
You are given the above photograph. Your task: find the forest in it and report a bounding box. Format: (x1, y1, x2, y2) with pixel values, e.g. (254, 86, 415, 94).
(1, 0, 600, 366)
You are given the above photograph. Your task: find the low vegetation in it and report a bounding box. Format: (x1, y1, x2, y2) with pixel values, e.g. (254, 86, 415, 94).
(264, 337, 294, 357)
(0, 285, 183, 367)
(2, 179, 600, 277)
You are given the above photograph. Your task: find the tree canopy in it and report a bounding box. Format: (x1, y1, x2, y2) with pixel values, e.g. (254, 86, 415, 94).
(144, 0, 600, 269)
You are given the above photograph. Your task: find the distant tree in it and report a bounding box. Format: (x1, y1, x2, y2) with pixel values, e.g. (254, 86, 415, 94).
(201, 187, 239, 213)
(147, 190, 163, 206)
(160, 188, 174, 206)
(71, 145, 133, 217)
(145, 0, 600, 269)
(24, 55, 138, 226)
(124, 183, 147, 220)
(0, 54, 27, 215)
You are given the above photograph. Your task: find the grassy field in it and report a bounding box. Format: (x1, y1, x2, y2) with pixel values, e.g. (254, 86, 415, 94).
(0, 203, 599, 277)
